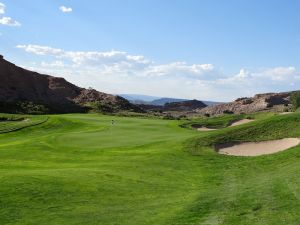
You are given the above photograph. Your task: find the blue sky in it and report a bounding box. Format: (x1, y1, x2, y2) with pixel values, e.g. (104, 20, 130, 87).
(0, 0, 300, 101)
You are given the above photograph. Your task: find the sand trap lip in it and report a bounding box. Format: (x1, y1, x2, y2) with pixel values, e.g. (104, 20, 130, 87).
(229, 119, 254, 127)
(196, 119, 254, 131)
(216, 138, 300, 156)
(197, 127, 217, 131)
(279, 112, 293, 115)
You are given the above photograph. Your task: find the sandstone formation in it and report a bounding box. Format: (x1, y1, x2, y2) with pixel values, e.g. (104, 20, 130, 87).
(197, 92, 293, 116)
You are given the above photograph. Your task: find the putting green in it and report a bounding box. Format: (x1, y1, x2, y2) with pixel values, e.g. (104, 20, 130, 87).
(1, 113, 300, 225)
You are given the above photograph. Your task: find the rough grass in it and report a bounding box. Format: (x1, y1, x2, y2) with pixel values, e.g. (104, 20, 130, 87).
(181, 112, 275, 129)
(0, 112, 300, 224)
(186, 114, 247, 129)
(0, 114, 48, 133)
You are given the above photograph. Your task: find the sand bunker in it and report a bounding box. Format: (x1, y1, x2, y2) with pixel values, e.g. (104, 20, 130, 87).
(217, 138, 300, 156)
(229, 119, 254, 127)
(197, 119, 254, 131)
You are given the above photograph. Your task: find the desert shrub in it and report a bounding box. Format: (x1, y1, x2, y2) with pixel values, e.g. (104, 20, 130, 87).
(223, 110, 234, 114)
(90, 101, 115, 113)
(291, 92, 300, 111)
(163, 114, 175, 120)
(178, 115, 187, 120)
(0, 102, 49, 114)
(19, 102, 49, 114)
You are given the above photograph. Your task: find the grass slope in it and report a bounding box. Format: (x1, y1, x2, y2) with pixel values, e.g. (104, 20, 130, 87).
(0, 114, 48, 134)
(0, 113, 300, 224)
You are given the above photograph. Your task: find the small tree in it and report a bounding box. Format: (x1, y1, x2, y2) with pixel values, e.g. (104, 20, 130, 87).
(291, 92, 300, 111)
(163, 113, 175, 120)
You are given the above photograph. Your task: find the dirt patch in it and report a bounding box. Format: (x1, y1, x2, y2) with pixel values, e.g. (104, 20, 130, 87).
(216, 138, 300, 156)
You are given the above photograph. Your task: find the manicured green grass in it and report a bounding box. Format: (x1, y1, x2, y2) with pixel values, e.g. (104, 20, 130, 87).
(0, 112, 300, 224)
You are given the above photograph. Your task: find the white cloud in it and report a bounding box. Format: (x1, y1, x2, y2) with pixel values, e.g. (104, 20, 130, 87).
(16, 44, 300, 101)
(0, 3, 21, 27)
(15, 44, 215, 77)
(16, 45, 64, 56)
(41, 60, 65, 68)
(235, 69, 250, 79)
(0, 2, 5, 14)
(0, 16, 20, 26)
(16, 45, 151, 70)
(59, 6, 72, 13)
(145, 62, 214, 78)
(260, 66, 296, 81)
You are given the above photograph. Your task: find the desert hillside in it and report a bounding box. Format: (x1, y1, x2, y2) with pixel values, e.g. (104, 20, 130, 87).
(0, 55, 140, 113)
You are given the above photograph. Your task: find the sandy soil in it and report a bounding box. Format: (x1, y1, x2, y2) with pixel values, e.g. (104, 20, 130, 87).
(217, 138, 300, 156)
(229, 119, 254, 127)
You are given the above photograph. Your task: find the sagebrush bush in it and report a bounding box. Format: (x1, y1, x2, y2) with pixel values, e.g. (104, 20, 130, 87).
(291, 92, 300, 111)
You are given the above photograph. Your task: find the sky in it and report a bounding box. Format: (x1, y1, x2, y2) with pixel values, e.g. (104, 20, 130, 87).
(0, 0, 300, 101)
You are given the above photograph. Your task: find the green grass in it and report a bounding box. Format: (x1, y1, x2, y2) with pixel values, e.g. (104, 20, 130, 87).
(0, 112, 300, 224)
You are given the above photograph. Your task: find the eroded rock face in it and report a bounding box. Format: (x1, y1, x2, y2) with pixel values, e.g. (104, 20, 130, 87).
(0, 56, 140, 113)
(196, 92, 293, 116)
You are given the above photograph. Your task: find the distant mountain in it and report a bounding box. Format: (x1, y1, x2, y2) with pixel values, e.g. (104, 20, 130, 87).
(0, 55, 141, 114)
(120, 94, 223, 106)
(202, 100, 224, 106)
(119, 94, 159, 102)
(164, 100, 207, 111)
(151, 98, 189, 106)
(138, 99, 207, 112)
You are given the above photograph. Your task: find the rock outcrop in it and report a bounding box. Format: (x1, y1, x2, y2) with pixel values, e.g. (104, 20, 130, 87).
(197, 92, 293, 116)
(0, 55, 141, 113)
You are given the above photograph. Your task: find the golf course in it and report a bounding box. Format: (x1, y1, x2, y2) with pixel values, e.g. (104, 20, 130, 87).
(1, 112, 300, 225)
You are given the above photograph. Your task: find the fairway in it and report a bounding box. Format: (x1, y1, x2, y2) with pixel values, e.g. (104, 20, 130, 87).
(1, 113, 300, 224)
